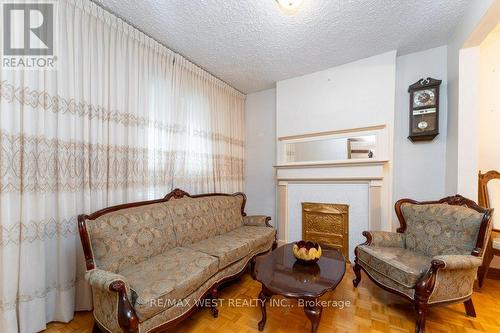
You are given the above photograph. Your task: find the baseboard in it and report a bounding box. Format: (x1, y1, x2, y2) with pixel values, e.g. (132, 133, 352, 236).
(487, 268, 500, 280)
(277, 240, 287, 246)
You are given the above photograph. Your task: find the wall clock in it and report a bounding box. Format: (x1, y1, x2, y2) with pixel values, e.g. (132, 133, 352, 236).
(408, 77, 442, 142)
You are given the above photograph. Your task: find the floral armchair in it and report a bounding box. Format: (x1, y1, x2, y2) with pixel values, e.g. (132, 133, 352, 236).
(352, 195, 493, 333)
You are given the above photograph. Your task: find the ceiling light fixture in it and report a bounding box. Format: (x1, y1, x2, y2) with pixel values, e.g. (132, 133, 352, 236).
(275, 0, 304, 15)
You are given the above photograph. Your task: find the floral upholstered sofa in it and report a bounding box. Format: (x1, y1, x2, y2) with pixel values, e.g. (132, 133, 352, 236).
(352, 195, 493, 333)
(78, 189, 277, 333)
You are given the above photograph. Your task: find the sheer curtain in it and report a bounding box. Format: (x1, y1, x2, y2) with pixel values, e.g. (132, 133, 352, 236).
(0, 0, 245, 332)
(169, 55, 245, 193)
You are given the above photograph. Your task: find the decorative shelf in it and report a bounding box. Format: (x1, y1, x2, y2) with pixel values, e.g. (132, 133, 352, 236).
(274, 159, 389, 169)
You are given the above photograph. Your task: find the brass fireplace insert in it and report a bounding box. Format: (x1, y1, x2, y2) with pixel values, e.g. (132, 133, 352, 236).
(301, 202, 349, 260)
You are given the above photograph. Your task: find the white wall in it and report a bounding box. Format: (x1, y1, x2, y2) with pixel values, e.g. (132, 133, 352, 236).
(479, 22, 500, 172)
(245, 88, 277, 223)
(276, 51, 397, 138)
(275, 51, 396, 230)
(445, 0, 496, 195)
(393, 46, 448, 202)
(479, 22, 500, 269)
(446, 2, 500, 199)
(456, 47, 481, 199)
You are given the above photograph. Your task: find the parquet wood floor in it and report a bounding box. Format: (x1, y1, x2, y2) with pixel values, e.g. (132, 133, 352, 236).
(44, 265, 500, 333)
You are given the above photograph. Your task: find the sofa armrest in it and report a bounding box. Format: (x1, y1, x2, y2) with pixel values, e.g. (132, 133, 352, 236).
(431, 255, 482, 270)
(416, 254, 483, 304)
(85, 269, 139, 332)
(85, 268, 129, 291)
(413, 255, 481, 305)
(362, 231, 405, 248)
(243, 215, 272, 227)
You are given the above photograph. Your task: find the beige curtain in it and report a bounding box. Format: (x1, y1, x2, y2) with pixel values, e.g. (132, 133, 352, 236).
(169, 56, 245, 193)
(0, 0, 245, 332)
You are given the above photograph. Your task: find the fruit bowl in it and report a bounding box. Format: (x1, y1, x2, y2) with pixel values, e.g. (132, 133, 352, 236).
(292, 241, 322, 264)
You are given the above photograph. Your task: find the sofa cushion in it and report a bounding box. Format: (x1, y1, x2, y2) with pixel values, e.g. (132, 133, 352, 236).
(400, 203, 484, 257)
(360, 264, 416, 299)
(225, 226, 276, 249)
(166, 197, 220, 246)
(118, 247, 219, 321)
(166, 195, 244, 246)
(138, 248, 268, 332)
(357, 245, 431, 288)
(186, 234, 250, 269)
(209, 196, 245, 234)
(86, 203, 177, 272)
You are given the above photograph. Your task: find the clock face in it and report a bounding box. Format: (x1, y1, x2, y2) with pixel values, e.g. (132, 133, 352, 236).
(413, 89, 436, 108)
(417, 121, 428, 130)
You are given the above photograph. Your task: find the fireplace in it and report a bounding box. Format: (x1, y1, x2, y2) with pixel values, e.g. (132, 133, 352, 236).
(301, 202, 349, 260)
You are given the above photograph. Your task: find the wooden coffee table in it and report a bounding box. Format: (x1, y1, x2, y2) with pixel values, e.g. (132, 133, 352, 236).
(252, 243, 346, 333)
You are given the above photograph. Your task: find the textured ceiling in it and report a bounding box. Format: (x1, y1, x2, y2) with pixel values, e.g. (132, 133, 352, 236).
(94, 0, 469, 93)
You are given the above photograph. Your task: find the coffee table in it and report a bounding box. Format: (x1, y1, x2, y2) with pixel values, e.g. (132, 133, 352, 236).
(252, 243, 346, 333)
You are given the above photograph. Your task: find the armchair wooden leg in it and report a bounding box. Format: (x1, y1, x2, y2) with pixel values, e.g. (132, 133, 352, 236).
(352, 259, 361, 287)
(414, 301, 428, 333)
(464, 299, 476, 317)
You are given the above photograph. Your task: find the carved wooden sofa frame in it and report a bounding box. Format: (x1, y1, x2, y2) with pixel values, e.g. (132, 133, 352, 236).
(78, 188, 277, 333)
(352, 195, 493, 333)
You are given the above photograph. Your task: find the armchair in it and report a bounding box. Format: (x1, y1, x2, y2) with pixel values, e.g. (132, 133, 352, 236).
(352, 195, 493, 333)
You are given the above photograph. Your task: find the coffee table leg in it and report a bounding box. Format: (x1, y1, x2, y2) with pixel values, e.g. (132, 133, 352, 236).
(258, 285, 272, 331)
(304, 301, 322, 333)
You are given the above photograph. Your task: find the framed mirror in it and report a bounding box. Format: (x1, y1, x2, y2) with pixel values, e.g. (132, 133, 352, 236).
(284, 135, 376, 163)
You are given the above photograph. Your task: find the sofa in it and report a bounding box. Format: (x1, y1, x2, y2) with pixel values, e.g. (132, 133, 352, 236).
(78, 189, 277, 333)
(352, 195, 492, 333)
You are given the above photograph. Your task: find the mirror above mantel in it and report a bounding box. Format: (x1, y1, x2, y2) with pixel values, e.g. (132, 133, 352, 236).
(276, 125, 388, 167)
(285, 135, 376, 163)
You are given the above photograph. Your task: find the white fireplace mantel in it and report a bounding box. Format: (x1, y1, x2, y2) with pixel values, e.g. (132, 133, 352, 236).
(275, 159, 388, 181)
(274, 159, 391, 256)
